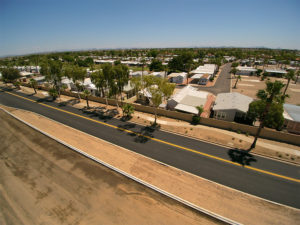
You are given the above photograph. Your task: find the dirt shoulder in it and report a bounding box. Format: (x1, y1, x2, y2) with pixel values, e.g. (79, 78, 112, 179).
(0, 109, 219, 225)
(1, 105, 299, 225)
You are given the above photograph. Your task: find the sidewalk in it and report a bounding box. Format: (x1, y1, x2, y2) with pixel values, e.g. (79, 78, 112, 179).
(14, 84, 300, 164)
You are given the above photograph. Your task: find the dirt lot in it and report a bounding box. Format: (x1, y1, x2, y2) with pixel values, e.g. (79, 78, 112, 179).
(232, 75, 300, 105)
(1, 105, 300, 225)
(0, 110, 218, 225)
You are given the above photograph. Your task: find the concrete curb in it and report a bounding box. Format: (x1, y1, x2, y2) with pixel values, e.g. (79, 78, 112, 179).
(0, 106, 242, 225)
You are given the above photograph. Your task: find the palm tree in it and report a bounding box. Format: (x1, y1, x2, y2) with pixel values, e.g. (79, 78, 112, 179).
(29, 78, 37, 94)
(233, 75, 241, 89)
(230, 68, 237, 78)
(283, 70, 295, 95)
(83, 89, 91, 108)
(249, 80, 285, 150)
(48, 88, 58, 101)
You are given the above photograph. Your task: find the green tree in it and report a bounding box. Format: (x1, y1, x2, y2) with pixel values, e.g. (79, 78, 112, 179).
(1, 68, 21, 83)
(230, 68, 237, 78)
(65, 65, 86, 100)
(48, 88, 58, 101)
(247, 101, 284, 130)
(149, 59, 164, 72)
(248, 80, 286, 150)
(168, 52, 194, 73)
(29, 78, 38, 94)
(196, 105, 204, 117)
(83, 89, 91, 108)
(256, 69, 263, 77)
(283, 70, 295, 95)
(131, 76, 142, 100)
(91, 70, 106, 97)
(122, 103, 134, 118)
(233, 75, 241, 89)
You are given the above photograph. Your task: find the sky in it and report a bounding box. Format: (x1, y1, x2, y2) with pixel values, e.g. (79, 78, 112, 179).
(0, 0, 299, 57)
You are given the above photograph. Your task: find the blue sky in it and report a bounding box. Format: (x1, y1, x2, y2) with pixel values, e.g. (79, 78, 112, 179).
(0, 0, 299, 56)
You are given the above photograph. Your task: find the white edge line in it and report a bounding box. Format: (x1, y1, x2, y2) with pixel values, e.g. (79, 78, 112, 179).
(2, 104, 300, 213)
(0, 106, 242, 225)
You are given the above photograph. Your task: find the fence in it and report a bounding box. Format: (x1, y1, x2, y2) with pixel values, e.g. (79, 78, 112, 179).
(21, 83, 300, 146)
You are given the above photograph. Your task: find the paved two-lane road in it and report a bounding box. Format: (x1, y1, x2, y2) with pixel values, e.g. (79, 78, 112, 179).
(197, 63, 232, 95)
(0, 88, 299, 208)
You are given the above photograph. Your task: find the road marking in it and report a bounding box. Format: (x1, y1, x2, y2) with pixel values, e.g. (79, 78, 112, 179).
(3, 90, 300, 183)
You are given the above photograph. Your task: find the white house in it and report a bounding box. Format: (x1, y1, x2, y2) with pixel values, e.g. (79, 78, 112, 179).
(167, 72, 187, 84)
(130, 71, 149, 77)
(213, 92, 253, 122)
(167, 85, 210, 114)
(236, 66, 257, 75)
(191, 64, 217, 77)
(283, 104, 300, 134)
(191, 73, 211, 85)
(264, 69, 287, 77)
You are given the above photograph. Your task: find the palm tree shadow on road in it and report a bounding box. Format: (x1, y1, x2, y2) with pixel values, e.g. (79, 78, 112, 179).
(227, 148, 257, 166)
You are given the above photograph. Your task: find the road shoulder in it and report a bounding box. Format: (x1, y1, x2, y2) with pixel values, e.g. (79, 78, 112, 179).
(1, 104, 299, 225)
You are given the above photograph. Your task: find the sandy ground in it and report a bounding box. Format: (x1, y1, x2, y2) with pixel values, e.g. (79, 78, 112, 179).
(232, 75, 300, 105)
(0, 110, 219, 225)
(1, 105, 299, 225)
(13, 85, 300, 164)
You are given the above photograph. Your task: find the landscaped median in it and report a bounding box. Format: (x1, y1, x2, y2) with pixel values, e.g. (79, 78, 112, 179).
(1, 104, 299, 225)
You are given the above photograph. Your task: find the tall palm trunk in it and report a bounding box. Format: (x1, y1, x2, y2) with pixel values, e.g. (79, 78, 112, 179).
(283, 79, 290, 95)
(154, 107, 158, 125)
(86, 96, 89, 108)
(249, 98, 273, 151)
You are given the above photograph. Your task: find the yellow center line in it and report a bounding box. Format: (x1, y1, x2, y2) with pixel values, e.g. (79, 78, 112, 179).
(3, 90, 300, 183)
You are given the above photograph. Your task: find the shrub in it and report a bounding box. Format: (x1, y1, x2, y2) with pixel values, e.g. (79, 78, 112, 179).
(192, 115, 200, 125)
(122, 103, 134, 118)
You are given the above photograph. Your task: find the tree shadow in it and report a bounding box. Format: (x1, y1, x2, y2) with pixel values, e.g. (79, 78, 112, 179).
(227, 148, 257, 166)
(81, 106, 118, 121)
(117, 123, 160, 144)
(58, 98, 80, 106)
(36, 96, 55, 102)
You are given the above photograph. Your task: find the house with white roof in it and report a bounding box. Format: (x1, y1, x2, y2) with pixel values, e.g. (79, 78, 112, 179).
(167, 72, 187, 84)
(150, 71, 165, 78)
(236, 66, 257, 75)
(264, 69, 287, 77)
(167, 85, 211, 115)
(130, 71, 149, 77)
(191, 64, 217, 76)
(83, 78, 97, 95)
(283, 104, 300, 134)
(213, 93, 253, 122)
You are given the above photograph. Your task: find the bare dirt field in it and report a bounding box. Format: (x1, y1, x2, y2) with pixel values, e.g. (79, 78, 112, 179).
(1, 105, 300, 225)
(232, 75, 300, 105)
(0, 110, 218, 225)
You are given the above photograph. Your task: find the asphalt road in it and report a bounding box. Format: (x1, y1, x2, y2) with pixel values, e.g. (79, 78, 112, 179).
(1, 87, 300, 209)
(197, 63, 232, 95)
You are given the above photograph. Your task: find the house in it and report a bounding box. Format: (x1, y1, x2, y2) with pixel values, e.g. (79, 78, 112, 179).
(236, 66, 257, 75)
(191, 64, 217, 77)
(167, 72, 187, 84)
(264, 69, 287, 77)
(191, 73, 211, 85)
(20, 71, 34, 78)
(213, 92, 253, 122)
(150, 71, 166, 78)
(283, 104, 300, 134)
(167, 85, 212, 116)
(130, 71, 149, 77)
(83, 78, 97, 95)
(61, 77, 75, 90)
(33, 76, 46, 84)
